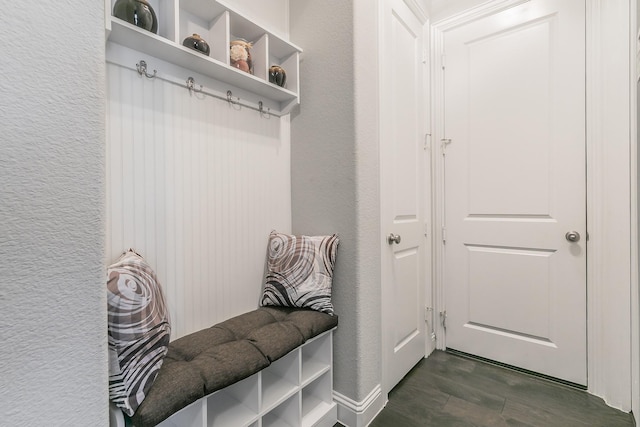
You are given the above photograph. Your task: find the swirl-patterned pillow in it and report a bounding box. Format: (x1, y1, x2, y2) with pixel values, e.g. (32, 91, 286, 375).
(107, 250, 171, 417)
(261, 231, 339, 315)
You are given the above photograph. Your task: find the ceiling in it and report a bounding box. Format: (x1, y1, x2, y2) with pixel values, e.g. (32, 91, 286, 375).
(429, 0, 491, 21)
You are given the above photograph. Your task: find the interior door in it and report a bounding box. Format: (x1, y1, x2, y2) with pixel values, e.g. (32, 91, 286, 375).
(442, 0, 587, 385)
(381, 0, 428, 392)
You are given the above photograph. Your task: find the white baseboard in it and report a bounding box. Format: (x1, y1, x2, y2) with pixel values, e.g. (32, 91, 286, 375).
(333, 385, 386, 427)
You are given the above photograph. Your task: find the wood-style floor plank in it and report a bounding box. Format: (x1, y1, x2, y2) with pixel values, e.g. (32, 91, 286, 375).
(335, 350, 634, 427)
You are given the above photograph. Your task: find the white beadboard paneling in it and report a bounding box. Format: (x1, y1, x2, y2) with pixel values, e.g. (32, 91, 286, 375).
(106, 60, 291, 339)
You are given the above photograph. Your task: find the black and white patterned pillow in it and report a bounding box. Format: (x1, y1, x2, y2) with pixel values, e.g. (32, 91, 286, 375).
(261, 231, 339, 315)
(107, 250, 171, 417)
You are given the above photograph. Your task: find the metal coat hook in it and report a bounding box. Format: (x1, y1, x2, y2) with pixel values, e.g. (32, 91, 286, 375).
(186, 77, 202, 95)
(226, 90, 241, 110)
(136, 60, 157, 79)
(258, 101, 271, 119)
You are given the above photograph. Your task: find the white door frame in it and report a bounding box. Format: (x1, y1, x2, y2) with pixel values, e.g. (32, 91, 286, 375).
(431, 0, 633, 412)
(629, 0, 639, 422)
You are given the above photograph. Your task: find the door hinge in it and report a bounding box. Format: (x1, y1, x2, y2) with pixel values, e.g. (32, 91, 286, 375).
(441, 138, 452, 156)
(426, 306, 436, 340)
(425, 306, 432, 322)
(440, 310, 447, 329)
(424, 133, 431, 151)
(441, 54, 446, 69)
(424, 222, 429, 238)
(442, 226, 446, 244)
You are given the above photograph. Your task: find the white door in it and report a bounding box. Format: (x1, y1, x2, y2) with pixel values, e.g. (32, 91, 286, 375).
(442, 0, 587, 385)
(380, 0, 429, 392)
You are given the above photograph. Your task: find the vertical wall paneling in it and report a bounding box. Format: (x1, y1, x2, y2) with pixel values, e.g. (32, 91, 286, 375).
(106, 51, 291, 339)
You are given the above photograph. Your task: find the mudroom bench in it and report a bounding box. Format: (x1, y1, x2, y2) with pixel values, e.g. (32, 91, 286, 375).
(110, 306, 338, 427)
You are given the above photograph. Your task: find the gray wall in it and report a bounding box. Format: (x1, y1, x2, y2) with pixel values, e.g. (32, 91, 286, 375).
(0, 2, 107, 426)
(290, 0, 382, 402)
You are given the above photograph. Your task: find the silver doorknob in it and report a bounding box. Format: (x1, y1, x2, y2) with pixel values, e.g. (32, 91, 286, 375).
(565, 231, 581, 242)
(387, 233, 401, 245)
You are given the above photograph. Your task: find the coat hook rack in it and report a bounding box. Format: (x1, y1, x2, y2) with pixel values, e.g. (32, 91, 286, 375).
(122, 60, 282, 117)
(136, 60, 157, 79)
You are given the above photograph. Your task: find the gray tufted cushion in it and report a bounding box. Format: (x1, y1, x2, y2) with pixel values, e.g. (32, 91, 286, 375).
(129, 306, 338, 427)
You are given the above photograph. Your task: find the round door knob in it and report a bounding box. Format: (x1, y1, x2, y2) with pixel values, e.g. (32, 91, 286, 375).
(387, 233, 401, 245)
(565, 231, 580, 243)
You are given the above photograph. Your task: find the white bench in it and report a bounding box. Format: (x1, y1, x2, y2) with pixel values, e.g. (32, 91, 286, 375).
(110, 307, 338, 427)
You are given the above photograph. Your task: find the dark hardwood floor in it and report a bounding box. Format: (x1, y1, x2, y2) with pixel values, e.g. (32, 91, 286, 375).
(337, 350, 635, 427)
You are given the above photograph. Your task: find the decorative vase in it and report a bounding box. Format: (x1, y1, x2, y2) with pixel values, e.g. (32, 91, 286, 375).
(113, 0, 158, 34)
(269, 65, 287, 87)
(183, 34, 210, 56)
(230, 39, 253, 74)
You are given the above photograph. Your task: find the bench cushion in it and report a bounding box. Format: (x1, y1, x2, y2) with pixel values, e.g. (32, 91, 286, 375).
(130, 306, 338, 426)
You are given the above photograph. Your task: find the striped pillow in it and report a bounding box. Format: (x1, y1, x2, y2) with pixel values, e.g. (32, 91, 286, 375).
(261, 231, 339, 315)
(107, 250, 171, 417)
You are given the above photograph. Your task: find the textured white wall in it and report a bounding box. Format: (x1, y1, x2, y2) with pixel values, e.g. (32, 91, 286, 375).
(0, 2, 107, 427)
(290, 0, 382, 403)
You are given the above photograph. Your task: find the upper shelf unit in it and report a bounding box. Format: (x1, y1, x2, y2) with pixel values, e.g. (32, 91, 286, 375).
(105, 0, 301, 114)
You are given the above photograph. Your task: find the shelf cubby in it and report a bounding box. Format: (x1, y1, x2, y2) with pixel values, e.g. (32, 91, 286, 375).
(302, 331, 332, 386)
(261, 349, 300, 412)
(261, 394, 300, 427)
(206, 376, 259, 427)
(302, 373, 335, 427)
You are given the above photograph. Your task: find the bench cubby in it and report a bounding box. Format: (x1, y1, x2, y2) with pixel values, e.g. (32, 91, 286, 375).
(152, 330, 335, 427)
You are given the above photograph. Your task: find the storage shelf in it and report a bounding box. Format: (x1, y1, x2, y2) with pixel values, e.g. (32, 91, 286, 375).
(108, 18, 298, 103)
(105, 0, 301, 114)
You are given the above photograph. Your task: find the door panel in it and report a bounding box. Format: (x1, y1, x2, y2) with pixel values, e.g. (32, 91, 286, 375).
(381, 0, 428, 391)
(443, 0, 586, 385)
(467, 18, 553, 215)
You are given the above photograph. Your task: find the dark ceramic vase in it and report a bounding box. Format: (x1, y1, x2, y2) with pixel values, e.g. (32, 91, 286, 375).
(269, 65, 287, 87)
(183, 34, 210, 56)
(113, 0, 158, 34)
